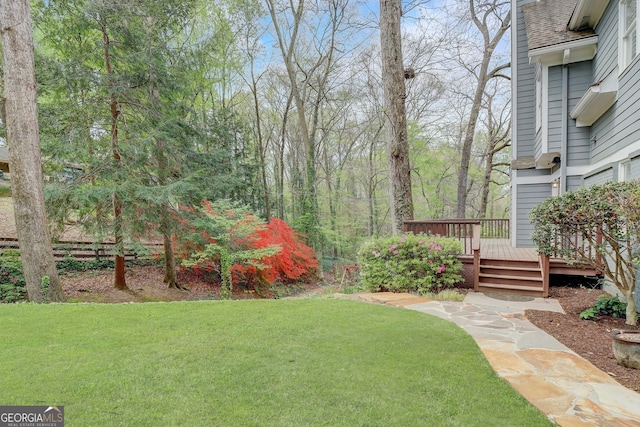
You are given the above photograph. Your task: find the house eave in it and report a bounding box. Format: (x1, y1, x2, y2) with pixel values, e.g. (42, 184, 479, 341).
(529, 36, 598, 66)
(568, 0, 610, 30)
(570, 70, 618, 127)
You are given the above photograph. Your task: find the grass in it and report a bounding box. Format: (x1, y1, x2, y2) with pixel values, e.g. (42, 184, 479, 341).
(0, 299, 552, 426)
(423, 289, 467, 301)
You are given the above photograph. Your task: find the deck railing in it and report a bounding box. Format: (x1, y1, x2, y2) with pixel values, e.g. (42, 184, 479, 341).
(403, 219, 481, 256)
(480, 218, 509, 239)
(545, 226, 603, 270)
(403, 219, 509, 254)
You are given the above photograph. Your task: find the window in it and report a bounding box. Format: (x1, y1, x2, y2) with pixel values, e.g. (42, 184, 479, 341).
(621, 0, 638, 70)
(619, 159, 631, 181)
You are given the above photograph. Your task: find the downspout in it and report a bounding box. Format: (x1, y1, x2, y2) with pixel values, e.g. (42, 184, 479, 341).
(561, 65, 568, 194)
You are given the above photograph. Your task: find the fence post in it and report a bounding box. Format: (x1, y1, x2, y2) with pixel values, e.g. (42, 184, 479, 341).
(473, 224, 481, 292)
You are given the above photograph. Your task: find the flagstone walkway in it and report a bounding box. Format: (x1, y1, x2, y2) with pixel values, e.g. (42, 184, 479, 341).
(341, 291, 640, 426)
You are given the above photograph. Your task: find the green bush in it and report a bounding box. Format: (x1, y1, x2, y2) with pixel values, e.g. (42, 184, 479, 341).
(579, 294, 627, 321)
(358, 233, 462, 294)
(530, 180, 639, 325)
(0, 250, 27, 303)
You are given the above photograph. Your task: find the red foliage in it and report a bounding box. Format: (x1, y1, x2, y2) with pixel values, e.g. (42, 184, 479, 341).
(232, 218, 318, 285)
(176, 202, 318, 288)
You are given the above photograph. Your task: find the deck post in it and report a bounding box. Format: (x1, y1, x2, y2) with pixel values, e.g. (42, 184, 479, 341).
(539, 253, 550, 298)
(472, 224, 481, 292)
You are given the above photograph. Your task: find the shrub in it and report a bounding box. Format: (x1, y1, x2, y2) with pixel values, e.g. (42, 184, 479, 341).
(358, 233, 462, 294)
(579, 294, 627, 321)
(0, 250, 27, 303)
(180, 201, 319, 298)
(231, 218, 319, 286)
(530, 180, 640, 325)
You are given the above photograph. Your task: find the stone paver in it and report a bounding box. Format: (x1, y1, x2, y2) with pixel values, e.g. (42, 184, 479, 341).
(340, 292, 640, 426)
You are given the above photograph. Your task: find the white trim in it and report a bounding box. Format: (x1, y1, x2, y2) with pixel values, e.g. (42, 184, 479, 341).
(510, 170, 517, 247)
(619, 159, 631, 181)
(535, 65, 542, 131)
(619, 0, 639, 72)
(529, 36, 599, 65)
(570, 69, 619, 127)
(565, 138, 640, 176)
(510, 0, 518, 248)
(569, 0, 610, 30)
(541, 65, 549, 154)
(513, 172, 561, 185)
(511, 0, 518, 165)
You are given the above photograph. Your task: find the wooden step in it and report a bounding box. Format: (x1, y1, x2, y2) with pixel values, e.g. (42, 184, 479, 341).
(480, 266, 541, 278)
(477, 283, 545, 297)
(480, 258, 539, 269)
(476, 255, 546, 297)
(479, 274, 542, 285)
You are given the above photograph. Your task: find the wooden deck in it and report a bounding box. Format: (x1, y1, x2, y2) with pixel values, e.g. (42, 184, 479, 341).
(480, 239, 599, 275)
(403, 220, 601, 297)
(481, 239, 537, 261)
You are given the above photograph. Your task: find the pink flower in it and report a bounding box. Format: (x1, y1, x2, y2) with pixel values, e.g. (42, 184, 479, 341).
(437, 263, 446, 274)
(393, 250, 399, 255)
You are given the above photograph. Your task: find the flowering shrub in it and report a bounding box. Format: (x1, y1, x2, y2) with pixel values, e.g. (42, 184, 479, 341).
(358, 233, 462, 294)
(530, 180, 640, 325)
(179, 200, 318, 298)
(0, 250, 27, 303)
(231, 218, 318, 286)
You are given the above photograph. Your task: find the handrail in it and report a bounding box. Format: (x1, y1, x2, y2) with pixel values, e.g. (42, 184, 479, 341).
(403, 220, 481, 256)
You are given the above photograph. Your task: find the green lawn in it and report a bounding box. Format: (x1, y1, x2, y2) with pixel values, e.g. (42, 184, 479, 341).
(0, 299, 551, 426)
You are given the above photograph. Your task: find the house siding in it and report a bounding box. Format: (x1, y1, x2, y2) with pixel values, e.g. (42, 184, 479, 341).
(566, 175, 583, 190)
(515, 0, 537, 159)
(547, 66, 563, 153)
(592, 64, 640, 163)
(584, 167, 614, 186)
(567, 62, 592, 166)
(516, 183, 550, 247)
(593, 1, 619, 81)
(591, 2, 640, 164)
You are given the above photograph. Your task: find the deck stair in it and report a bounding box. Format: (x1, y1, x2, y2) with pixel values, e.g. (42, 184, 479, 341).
(477, 258, 546, 297)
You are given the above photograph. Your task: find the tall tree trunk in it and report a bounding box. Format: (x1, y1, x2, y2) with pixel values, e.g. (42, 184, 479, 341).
(162, 231, 180, 288)
(101, 21, 127, 290)
(276, 92, 293, 220)
(0, 0, 63, 302)
(250, 66, 270, 221)
(479, 148, 494, 219)
(380, 0, 413, 234)
(456, 1, 510, 218)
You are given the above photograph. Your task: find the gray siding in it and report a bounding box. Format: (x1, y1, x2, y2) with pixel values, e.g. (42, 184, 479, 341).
(534, 129, 542, 159)
(515, 0, 537, 158)
(547, 66, 563, 153)
(567, 62, 592, 166)
(593, 1, 619, 81)
(584, 167, 614, 186)
(591, 1, 640, 164)
(516, 183, 550, 247)
(592, 63, 640, 162)
(566, 175, 583, 191)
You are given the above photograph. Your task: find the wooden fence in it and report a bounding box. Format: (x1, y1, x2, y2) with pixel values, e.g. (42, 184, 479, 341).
(0, 237, 162, 261)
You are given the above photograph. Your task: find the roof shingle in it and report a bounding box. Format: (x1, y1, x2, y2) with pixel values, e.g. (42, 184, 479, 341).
(522, 0, 595, 51)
